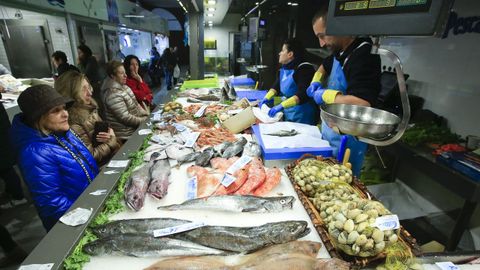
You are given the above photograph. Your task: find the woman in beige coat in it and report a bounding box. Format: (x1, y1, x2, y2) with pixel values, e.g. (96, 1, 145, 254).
(55, 71, 120, 166)
(101, 61, 149, 140)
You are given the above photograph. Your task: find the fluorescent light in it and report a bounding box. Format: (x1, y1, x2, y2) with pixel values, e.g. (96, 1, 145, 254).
(255, 2, 259, 4)
(291, 2, 298, 6)
(207, 7, 216, 11)
(207, 0, 216, 4)
(207, 21, 213, 24)
(287, 2, 292, 5)
(124, 14, 145, 18)
(207, 13, 214, 17)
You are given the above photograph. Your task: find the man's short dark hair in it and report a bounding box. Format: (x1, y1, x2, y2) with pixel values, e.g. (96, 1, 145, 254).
(52, 51, 68, 63)
(284, 38, 306, 59)
(312, 5, 329, 25)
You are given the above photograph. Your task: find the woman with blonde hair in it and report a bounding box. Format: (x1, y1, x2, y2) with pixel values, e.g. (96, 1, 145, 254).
(101, 60, 149, 140)
(55, 71, 120, 166)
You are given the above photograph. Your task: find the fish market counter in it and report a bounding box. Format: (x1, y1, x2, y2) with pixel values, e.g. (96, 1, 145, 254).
(19, 123, 330, 270)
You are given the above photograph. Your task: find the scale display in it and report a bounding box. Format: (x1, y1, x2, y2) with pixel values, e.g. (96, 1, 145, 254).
(326, 0, 454, 36)
(335, 0, 431, 16)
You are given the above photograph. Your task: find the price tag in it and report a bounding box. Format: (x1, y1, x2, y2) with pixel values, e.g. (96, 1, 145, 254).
(19, 263, 54, 270)
(152, 112, 162, 121)
(89, 189, 107, 196)
(435, 262, 459, 270)
(374, 215, 400, 231)
(186, 176, 197, 200)
(59, 207, 93, 226)
(172, 123, 187, 132)
(221, 173, 237, 187)
(153, 221, 205, 237)
(138, 129, 153, 135)
(107, 160, 130, 168)
(194, 104, 208, 118)
(104, 170, 119, 175)
(226, 155, 252, 175)
(184, 132, 201, 148)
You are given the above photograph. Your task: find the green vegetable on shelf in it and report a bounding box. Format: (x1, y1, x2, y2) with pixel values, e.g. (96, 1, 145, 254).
(401, 122, 460, 147)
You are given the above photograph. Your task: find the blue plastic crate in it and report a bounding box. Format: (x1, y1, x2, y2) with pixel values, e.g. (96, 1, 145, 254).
(436, 152, 480, 182)
(236, 90, 267, 102)
(252, 125, 333, 160)
(231, 77, 256, 86)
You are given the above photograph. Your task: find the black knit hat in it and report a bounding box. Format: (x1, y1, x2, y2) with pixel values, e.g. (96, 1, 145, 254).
(18, 84, 74, 123)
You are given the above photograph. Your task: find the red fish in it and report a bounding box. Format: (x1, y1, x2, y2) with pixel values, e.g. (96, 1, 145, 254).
(234, 158, 266, 195)
(253, 167, 282, 196)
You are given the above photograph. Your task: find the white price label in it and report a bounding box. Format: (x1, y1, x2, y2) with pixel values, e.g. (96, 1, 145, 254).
(153, 221, 205, 237)
(221, 173, 237, 187)
(107, 160, 130, 168)
(19, 263, 54, 270)
(89, 189, 107, 196)
(59, 207, 93, 227)
(194, 104, 208, 118)
(435, 262, 459, 270)
(374, 215, 400, 231)
(227, 109, 243, 115)
(138, 129, 153, 135)
(186, 176, 198, 200)
(172, 123, 187, 132)
(184, 132, 201, 148)
(104, 170, 119, 175)
(226, 155, 252, 175)
(152, 112, 162, 121)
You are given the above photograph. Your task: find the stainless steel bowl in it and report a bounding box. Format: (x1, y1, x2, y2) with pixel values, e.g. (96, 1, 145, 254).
(320, 104, 401, 139)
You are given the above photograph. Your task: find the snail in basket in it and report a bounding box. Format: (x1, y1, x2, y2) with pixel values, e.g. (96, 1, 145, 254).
(318, 198, 399, 257)
(310, 183, 361, 204)
(293, 159, 353, 197)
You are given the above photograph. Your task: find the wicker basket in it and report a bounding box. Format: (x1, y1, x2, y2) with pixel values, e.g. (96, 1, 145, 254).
(285, 154, 421, 267)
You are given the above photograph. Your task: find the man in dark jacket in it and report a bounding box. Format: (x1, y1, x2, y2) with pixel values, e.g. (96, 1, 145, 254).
(51, 51, 80, 79)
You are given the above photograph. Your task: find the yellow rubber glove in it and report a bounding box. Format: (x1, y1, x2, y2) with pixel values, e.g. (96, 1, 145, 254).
(280, 96, 298, 109)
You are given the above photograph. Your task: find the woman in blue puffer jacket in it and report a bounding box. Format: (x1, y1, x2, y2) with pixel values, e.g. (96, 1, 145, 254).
(10, 85, 99, 231)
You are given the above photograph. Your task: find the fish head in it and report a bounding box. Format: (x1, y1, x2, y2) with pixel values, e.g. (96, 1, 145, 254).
(83, 239, 112, 256)
(263, 196, 295, 212)
(267, 221, 310, 243)
(91, 224, 112, 238)
(125, 187, 144, 211)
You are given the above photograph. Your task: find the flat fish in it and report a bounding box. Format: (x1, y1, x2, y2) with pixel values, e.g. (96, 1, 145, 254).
(234, 158, 266, 195)
(173, 221, 310, 253)
(91, 218, 192, 238)
(253, 167, 282, 196)
(124, 161, 153, 211)
(213, 141, 233, 156)
(83, 234, 227, 257)
(264, 129, 299, 137)
(166, 144, 194, 160)
(222, 137, 248, 158)
(144, 241, 322, 270)
(242, 141, 262, 157)
(148, 159, 171, 199)
(158, 195, 295, 212)
(195, 147, 215, 167)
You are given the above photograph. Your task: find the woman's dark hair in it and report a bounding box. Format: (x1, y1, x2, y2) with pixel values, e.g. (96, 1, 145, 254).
(123, 55, 141, 78)
(51, 51, 68, 63)
(284, 38, 306, 59)
(77, 44, 93, 58)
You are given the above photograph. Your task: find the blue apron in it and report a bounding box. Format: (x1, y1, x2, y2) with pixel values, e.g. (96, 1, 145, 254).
(280, 65, 319, 125)
(321, 57, 368, 177)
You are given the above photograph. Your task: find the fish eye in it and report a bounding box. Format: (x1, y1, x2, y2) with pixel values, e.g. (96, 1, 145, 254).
(100, 228, 106, 233)
(280, 199, 286, 204)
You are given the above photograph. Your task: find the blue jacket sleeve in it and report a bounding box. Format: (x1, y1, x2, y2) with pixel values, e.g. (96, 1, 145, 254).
(20, 146, 73, 222)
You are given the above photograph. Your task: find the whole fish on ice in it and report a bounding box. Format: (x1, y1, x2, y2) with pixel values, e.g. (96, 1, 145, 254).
(91, 218, 191, 238)
(166, 144, 194, 160)
(148, 158, 171, 199)
(124, 158, 154, 211)
(158, 195, 295, 212)
(264, 129, 299, 137)
(83, 234, 227, 257)
(222, 137, 247, 158)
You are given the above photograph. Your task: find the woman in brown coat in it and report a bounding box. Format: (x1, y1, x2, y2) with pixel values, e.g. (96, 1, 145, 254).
(55, 71, 120, 166)
(101, 61, 149, 140)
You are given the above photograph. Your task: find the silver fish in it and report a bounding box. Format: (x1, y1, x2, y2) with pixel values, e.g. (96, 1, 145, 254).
(213, 141, 233, 155)
(166, 143, 194, 160)
(177, 151, 202, 166)
(91, 218, 191, 238)
(264, 129, 299, 137)
(195, 147, 215, 167)
(124, 160, 154, 211)
(222, 137, 248, 158)
(158, 195, 295, 212)
(242, 141, 262, 157)
(148, 158, 171, 199)
(174, 221, 310, 253)
(143, 150, 167, 162)
(83, 234, 227, 257)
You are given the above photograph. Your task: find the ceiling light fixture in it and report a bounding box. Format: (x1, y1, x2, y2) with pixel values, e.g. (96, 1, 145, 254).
(291, 2, 298, 6)
(207, 7, 216, 11)
(207, 0, 216, 5)
(207, 20, 213, 24)
(124, 14, 145, 18)
(177, 0, 188, 13)
(207, 13, 214, 17)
